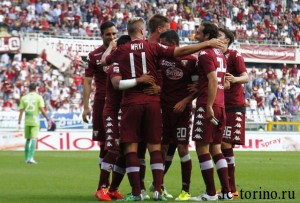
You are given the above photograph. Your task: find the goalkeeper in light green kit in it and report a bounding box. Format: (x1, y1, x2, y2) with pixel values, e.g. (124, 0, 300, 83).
(18, 83, 50, 164)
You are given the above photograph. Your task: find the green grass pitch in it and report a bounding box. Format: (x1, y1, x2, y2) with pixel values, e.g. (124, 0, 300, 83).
(0, 151, 299, 203)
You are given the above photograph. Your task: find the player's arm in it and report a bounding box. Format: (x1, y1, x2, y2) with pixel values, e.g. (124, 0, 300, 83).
(82, 76, 93, 123)
(225, 72, 249, 84)
(18, 109, 24, 125)
(173, 38, 225, 57)
(100, 39, 117, 66)
(206, 71, 218, 121)
(173, 92, 197, 113)
(111, 73, 155, 90)
(39, 107, 50, 122)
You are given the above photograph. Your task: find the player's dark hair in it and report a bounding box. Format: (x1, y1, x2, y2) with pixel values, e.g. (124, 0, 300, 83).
(202, 21, 219, 40)
(219, 27, 235, 46)
(148, 14, 170, 34)
(159, 30, 179, 46)
(117, 35, 131, 46)
(100, 21, 115, 34)
(29, 83, 36, 91)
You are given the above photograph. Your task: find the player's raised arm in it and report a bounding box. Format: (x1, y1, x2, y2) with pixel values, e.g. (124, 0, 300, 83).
(173, 38, 225, 57)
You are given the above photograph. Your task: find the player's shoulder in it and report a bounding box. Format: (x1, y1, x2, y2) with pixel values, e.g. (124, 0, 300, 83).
(227, 49, 242, 58)
(88, 45, 105, 58)
(107, 63, 120, 74)
(182, 54, 197, 61)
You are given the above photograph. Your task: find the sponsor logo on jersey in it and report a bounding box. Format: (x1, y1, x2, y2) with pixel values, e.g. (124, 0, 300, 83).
(107, 135, 113, 140)
(199, 51, 207, 56)
(106, 122, 113, 127)
(194, 134, 202, 139)
(235, 117, 242, 121)
(106, 117, 113, 121)
(234, 129, 241, 135)
(218, 84, 224, 89)
(165, 67, 183, 80)
(197, 107, 205, 112)
(161, 59, 175, 67)
(234, 136, 241, 141)
(195, 127, 203, 133)
(181, 60, 188, 66)
(197, 114, 204, 119)
(235, 123, 242, 128)
(196, 121, 203, 126)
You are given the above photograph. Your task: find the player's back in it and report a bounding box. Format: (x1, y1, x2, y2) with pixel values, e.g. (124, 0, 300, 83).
(20, 93, 44, 126)
(107, 40, 174, 106)
(196, 48, 226, 108)
(224, 49, 247, 108)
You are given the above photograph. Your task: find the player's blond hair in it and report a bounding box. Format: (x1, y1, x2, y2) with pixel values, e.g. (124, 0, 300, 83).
(127, 17, 146, 35)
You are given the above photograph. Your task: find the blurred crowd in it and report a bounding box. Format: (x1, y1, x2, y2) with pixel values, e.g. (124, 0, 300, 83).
(0, 0, 300, 119)
(0, 50, 86, 113)
(244, 64, 300, 121)
(0, 0, 300, 45)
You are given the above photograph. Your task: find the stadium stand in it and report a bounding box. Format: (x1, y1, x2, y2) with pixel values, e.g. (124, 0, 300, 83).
(0, 0, 299, 125)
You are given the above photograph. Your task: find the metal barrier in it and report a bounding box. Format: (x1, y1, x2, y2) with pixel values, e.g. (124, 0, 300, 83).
(267, 121, 300, 132)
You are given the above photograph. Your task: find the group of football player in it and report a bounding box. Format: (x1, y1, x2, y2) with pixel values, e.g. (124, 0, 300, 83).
(82, 14, 249, 202)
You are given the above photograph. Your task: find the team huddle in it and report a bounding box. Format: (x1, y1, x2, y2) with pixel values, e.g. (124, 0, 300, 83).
(82, 14, 249, 202)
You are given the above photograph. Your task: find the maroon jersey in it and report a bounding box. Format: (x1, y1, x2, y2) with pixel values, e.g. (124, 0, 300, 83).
(223, 49, 247, 108)
(104, 63, 122, 113)
(85, 45, 108, 100)
(106, 40, 175, 106)
(159, 55, 197, 108)
(196, 48, 227, 108)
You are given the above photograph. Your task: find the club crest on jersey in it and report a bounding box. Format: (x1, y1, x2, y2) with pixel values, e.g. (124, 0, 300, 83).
(103, 66, 109, 73)
(181, 60, 188, 66)
(113, 66, 120, 73)
(165, 67, 183, 80)
(213, 48, 222, 55)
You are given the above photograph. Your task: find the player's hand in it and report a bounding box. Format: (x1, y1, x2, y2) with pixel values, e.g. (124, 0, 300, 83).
(143, 84, 161, 95)
(16, 124, 21, 131)
(136, 72, 155, 85)
(224, 79, 230, 90)
(173, 100, 186, 113)
(207, 38, 226, 50)
(108, 39, 117, 50)
(225, 73, 236, 83)
(47, 119, 53, 129)
(187, 83, 198, 94)
(79, 60, 88, 69)
(82, 108, 91, 123)
(206, 106, 218, 125)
